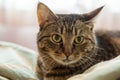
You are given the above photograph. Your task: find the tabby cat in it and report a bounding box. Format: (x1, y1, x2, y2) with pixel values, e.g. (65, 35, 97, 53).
(36, 2, 120, 80)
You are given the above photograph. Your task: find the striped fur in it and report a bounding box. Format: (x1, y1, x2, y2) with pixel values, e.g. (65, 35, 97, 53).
(36, 3, 120, 80)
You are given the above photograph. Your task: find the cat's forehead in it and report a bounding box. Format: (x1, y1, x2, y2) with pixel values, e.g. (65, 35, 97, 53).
(57, 14, 84, 23)
(43, 15, 91, 34)
(56, 14, 87, 29)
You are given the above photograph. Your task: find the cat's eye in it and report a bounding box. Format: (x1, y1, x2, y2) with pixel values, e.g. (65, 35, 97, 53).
(52, 34, 62, 43)
(74, 36, 84, 44)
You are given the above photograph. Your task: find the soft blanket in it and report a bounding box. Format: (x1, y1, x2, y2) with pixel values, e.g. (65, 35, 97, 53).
(68, 55, 120, 80)
(0, 41, 38, 80)
(0, 41, 120, 80)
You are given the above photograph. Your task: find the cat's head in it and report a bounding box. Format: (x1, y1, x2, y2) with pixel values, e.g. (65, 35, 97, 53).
(37, 3, 103, 65)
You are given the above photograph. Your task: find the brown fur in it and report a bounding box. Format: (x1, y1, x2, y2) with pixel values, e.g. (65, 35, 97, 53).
(36, 3, 120, 80)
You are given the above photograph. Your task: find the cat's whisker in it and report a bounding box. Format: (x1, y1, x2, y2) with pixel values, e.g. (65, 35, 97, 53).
(85, 55, 96, 62)
(79, 58, 85, 70)
(94, 46, 104, 51)
(80, 57, 91, 70)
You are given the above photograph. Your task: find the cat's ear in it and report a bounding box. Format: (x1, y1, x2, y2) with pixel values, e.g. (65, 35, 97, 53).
(82, 6, 104, 21)
(37, 2, 58, 28)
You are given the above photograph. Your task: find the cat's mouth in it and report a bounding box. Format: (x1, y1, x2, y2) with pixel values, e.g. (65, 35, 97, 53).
(60, 58, 78, 65)
(63, 58, 72, 63)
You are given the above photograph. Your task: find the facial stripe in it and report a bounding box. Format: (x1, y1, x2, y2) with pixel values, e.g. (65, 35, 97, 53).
(60, 27, 64, 34)
(37, 36, 50, 42)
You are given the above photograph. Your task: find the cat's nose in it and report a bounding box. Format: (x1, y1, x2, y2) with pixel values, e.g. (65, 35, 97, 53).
(65, 53, 71, 58)
(64, 45, 72, 58)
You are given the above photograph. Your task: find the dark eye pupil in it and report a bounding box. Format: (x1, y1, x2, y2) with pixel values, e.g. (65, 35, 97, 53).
(55, 35, 60, 40)
(77, 37, 82, 42)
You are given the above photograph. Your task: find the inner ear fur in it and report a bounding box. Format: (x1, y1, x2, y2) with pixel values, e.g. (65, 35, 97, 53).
(37, 2, 58, 27)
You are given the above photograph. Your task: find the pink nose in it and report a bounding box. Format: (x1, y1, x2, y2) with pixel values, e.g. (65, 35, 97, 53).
(64, 43, 73, 58)
(64, 52, 71, 58)
(64, 47, 72, 58)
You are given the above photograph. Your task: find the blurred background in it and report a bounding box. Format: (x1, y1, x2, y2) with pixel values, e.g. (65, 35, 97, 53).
(0, 0, 120, 52)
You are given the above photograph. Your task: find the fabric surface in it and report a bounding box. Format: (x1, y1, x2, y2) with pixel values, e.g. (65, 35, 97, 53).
(68, 55, 120, 80)
(0, 41, 38, 80)
(0, 41, 120, 80)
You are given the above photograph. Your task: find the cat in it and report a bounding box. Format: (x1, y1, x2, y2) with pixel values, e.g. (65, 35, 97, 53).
(36, 2, 120, 80)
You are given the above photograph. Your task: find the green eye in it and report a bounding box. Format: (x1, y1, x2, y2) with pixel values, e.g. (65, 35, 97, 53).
(74, 36, 84, 44)
(52, 34, 62, 43)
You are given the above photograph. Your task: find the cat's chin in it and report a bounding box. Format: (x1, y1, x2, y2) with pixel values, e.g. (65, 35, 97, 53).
(54, 58, 78, 66)
(49, 54, 80, 65)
